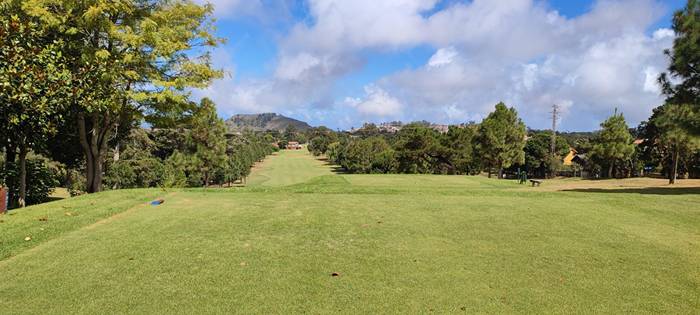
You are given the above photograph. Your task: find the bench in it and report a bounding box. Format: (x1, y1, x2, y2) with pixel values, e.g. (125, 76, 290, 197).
(530, 179, 542, 187)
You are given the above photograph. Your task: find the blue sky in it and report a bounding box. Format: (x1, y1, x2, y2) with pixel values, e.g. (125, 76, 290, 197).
(193, 0, 686, 131)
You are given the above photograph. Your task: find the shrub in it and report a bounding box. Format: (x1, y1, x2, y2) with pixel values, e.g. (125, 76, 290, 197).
(1, 159, 57, 206)
(104, 160, 137, 189)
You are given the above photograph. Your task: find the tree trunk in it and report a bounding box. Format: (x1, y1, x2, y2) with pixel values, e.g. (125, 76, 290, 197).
(607, 162, 613, 178)
(498, 167, 504, 179)
(670, 146, 679, 184)
(78, 113, 112, 193)
(17, 144, 27, 208)
(4, 145, 16, 208)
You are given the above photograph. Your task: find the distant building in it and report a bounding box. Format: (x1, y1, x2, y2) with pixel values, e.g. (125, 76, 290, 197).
(429, 124, 449, 134)
(286, 141, 302, 150)
(563, 148, 577, 166)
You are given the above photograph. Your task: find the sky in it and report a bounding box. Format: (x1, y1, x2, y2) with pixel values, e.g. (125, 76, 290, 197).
(191, 0, 687, 131)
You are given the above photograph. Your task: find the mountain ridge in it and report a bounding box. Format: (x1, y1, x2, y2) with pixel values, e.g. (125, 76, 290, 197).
(225, 113, 312, 132)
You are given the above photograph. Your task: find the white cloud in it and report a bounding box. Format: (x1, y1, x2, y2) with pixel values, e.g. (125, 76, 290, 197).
(643, 66, 661, 94)
(652, 28, 674, 40)
(197, 0, 676, 130)
(520, 64, 539, 91)
(428, 47, 458, 67)
(345, 85, 403, 117)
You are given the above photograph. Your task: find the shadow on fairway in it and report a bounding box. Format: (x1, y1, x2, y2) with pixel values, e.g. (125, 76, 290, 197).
(317, 158, 348, 174)
(564, 187, 700, 195)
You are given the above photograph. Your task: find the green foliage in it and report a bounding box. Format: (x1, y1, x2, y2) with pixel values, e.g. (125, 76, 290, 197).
(0, 158, 56, 206)
(659, 0, 700, 136)
(307, 126, 338, 156)
(0, 4, 72, 205)
(162, 151, 191, 188)
(104, 161, 137, 189)
(341, 137, 396, 174)
(394, 124, 453, 174)
(660, 0, 700, 106)
(524, 131, 570, 178)
(0, 8, 71, 142)
(591, 111, 635, 178)
(444, 125, 478, 174)
(11, 0, 223, 193)
(475, 102, 527, 177)
(328, 124, 478, 175)
(644, 104, 700, 182)
(188, 98, 227, 186)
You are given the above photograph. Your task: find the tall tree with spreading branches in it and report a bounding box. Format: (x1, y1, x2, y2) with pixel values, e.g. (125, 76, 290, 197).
(0, 2, 71, 207)
(22, 0, 223, 193)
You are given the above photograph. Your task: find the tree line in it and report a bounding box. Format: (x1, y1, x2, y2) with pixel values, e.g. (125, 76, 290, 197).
(307, 102, 698, 182)
(0, 0, 278, 208)
(1, 0, 699, 208)
(307, 1, 700, 183)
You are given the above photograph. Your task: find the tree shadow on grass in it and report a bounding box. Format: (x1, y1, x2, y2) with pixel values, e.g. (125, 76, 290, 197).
(329, 165, 349, 174)
(316, 157, 348, 174)
(563, 187, 700, 195)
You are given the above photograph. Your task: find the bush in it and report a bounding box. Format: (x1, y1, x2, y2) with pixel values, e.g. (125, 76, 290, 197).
(133, 158, 164, 187)
(104, 160, 137, 189)
(1, 159, 57, 207)
(66, 168, 86, 196)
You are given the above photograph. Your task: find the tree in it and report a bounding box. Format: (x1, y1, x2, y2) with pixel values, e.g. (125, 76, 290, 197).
(475, 103, 527, 178)
(308, 126, 337, 156)
(23, 0, 222, 193)
(393, 123, 453, 174)
(284, 125, 298, 142)
(188, 98, 227, 187)
(444, 125, 478, 175)
(591, 111, 635, 178)
(649, 104, 700, 183)
(524, 131, 569, 178)
(341, 137, 396, 174)
(0, 5, 70, 207)
(659, 0, 700, 136)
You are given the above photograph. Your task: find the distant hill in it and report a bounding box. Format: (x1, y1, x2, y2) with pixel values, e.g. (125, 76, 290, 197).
(225, 113, 312, 132)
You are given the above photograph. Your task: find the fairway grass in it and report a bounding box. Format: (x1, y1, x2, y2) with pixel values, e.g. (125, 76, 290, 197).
(245, 148, 334, 187)
(1, 151, 698, 314)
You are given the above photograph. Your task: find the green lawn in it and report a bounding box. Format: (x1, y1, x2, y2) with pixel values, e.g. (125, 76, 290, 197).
(1, 150, 698, 314)
(245, 148, 334, 187)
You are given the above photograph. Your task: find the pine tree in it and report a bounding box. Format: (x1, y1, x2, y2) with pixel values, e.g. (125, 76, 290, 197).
(592, 111, 635, 178)
(659, 0, 700, 136)
(188, 98, 227, 187)
(652, 104, 700, 183)
(475, 103, 527, 178)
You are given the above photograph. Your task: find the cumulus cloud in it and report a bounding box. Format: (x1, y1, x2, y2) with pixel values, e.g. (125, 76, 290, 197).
(428, 47, 459, 67)
(196, 0, 676, 130)
(345, 85, 403, 117)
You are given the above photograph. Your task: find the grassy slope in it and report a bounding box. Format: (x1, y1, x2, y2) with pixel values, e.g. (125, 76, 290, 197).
(0, 151, 698, 314)
(0, 189, 163, 261)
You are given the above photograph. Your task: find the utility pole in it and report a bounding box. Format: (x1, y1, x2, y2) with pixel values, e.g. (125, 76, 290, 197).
(550, 104, 559, 157)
